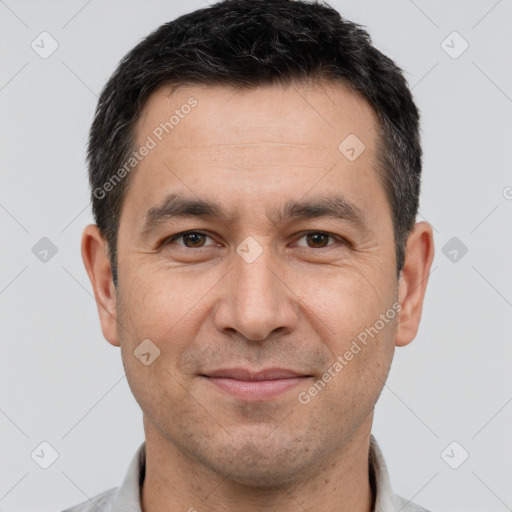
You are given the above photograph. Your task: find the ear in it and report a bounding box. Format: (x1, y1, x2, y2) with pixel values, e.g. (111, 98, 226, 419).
(81, 224, 120, 347)
(396, 221, 435, 347)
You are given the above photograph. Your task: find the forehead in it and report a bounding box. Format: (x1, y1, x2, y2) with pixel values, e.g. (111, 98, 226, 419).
(123, 81, 387, 232)
(135, 81, 378, 153)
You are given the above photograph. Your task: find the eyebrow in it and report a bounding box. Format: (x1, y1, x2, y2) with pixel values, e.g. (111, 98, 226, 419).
(141, 192, 367, 235)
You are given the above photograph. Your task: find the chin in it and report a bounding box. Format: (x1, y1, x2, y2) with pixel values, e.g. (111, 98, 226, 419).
(195, 434, 321, 490)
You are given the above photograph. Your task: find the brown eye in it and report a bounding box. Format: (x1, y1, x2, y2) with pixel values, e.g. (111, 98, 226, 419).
(182, 233, 206, 247)
(295, 232, 337, 249)
(307, 232, 330, 248)
(166, 231, 214, 248)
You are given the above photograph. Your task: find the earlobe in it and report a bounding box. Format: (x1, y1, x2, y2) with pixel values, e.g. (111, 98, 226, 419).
(395, 222, 435, 347)
(81, 224, 121, 347)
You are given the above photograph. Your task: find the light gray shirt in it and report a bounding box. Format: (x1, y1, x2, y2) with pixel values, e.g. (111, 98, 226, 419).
(62, 435, 430, 512)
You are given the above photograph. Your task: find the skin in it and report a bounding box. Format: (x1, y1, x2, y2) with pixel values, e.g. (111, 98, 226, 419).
(82, 80, 434, 512)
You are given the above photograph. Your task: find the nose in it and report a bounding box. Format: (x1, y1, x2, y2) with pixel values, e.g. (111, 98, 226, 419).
(213, 244, 299, 341)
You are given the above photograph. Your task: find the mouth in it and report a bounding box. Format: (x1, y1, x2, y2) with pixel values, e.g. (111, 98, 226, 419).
(200, 368, 313, 401)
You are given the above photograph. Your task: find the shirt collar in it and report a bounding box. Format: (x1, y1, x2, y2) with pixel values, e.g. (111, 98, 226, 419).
(110, 440, 145, 511)
(111, 435, 400, 512)
(369, 435, 404, 511)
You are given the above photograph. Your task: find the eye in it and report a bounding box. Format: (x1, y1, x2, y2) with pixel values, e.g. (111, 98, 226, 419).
(163, 230, 343, 250)
(164, 231, 217, 248)
(294, 231, 340, 249)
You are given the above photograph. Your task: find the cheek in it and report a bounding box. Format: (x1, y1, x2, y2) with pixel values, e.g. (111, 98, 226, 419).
(116, 265, 226, 401)
(116, 272, 197, 411)
(316, 315, 397, 425)
(301, 266, 398, 393)
(118, 265, 207, 340)
(302, 267, 395, 338)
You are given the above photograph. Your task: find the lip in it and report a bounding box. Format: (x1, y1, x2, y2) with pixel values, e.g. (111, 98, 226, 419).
(204, 367, 309, 381)
(201, 368, 312, 401)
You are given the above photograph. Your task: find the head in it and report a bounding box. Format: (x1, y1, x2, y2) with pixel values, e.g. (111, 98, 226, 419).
(82, 0, 434, 488)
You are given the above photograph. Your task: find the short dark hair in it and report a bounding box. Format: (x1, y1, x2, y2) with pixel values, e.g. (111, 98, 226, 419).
(87, 0, 422, 288)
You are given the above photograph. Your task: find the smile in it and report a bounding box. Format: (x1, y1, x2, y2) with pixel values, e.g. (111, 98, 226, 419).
(201, 368, 312, 401)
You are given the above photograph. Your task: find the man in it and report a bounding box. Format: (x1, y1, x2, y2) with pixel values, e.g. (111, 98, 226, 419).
(72, 0, 434, 510)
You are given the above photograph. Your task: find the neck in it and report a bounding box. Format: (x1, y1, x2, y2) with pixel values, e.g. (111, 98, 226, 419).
(141, 416, 374, 512)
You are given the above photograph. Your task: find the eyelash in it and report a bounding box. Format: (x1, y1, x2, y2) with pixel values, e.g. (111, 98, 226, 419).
(163, 230, 345, 249)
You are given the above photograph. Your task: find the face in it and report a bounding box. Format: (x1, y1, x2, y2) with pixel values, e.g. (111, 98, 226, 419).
(98, 81, 405, 486)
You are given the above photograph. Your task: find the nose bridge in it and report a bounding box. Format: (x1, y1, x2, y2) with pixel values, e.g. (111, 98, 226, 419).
(236, 245, 279, 309)
(214, 239, 298, 341)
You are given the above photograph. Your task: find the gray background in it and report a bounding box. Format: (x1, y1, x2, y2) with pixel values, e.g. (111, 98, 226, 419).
(1, 0, 511, 511)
